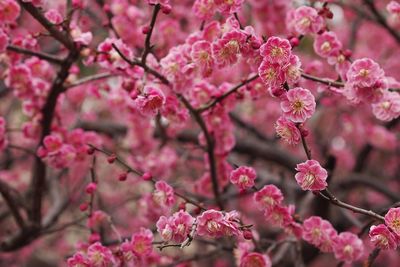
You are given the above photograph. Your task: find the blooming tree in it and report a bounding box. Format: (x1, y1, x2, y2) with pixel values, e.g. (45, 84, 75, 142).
(0, 0, 399, 266)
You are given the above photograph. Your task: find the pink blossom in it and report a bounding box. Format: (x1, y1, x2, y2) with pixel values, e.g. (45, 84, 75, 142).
(302, 216, 338, 252)
(258, 60, 285, 89)
(191, 40, 215, 77)
(85, 182, 97, 194)
(253, 184, 284, 211)
(0, 0, 21, 23)
(197, 209, 225, 238)
(239, 252, 271, 267)
(369, 224, 398, 250)
(372, 91, 400, 121)
(43, 134, 63, 155)
(284, 55, 302, 84)
(280, 87, 316, 123)
(313, 31, 342, 58)
(333, 232, 364, 263)
(157, 210, 194, 243)
(260, 36, 292, 65)
(275, 116, 301, 145)
(293, 6, 325, 35)
(346, 58, 385, 88)
(153, 181, 175, 207)
(5, 64, 33, 98)
(0, 29, 9, 53)
(193, 0, 216, 20)
(387, 1, 400, 27)
(97, 38, 133, 70)
(87, 242, 115, 267)
(70, 27, 93, 46)
(230, 166, 257, 191)
(214, 0, 244, 15)
(87, 210, 109, 230)
(385, 207, 400, 237)
(212, 30, 246, 68)
(295, 160, 328, 191)
(67, 252, 90, 267)
(44, 9, 63, 24)
(367, 125, 397, 151)
(131, 228, 154, 256)
(134, 86, 165, 116)
(264, 204, 294, 227)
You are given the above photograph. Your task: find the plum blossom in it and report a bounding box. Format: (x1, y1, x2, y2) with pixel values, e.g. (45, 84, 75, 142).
(121, 228, 154, 260)
(333, 232, 364, 263)
(229, 166, 257, 191)
(239, 252, 271, 267)
(253, 184, 284, 211)
(97, 38, 133, 70)
(197, 209, 225, 238)
(44, 9, 63, 24)
(153, 181, 175, 207)
(302, 216, 338, 252)
(346, 58, 385, 88)
(371, 91, 400, 121)
(214, 0, 244, 15)
(0, 0, 21, 23)
(212, 30, 246, 68)
(264, 204, 294, 227)
(369, 224, 398, 250)
(313, 31, 342, 58)
(280, 87, 316, 123)
(193, 0, 216, 20)
(385, 207, 400, 237)
(293, 6, 325, 35)
(260, 36, 292, 65)
(191, 40, 215, 77)
(86, 242, 116, 266)
(0, 29, 9, 53)
(275, 116, 301, 145)
(133, 85, 165, 116)
(258, 60, 285, 89)
(156, 210, 194, 243)
(295, 160, 328, 191)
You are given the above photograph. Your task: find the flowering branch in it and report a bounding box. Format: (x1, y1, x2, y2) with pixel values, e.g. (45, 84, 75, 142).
(6, 45, 64, 64)
(142, 4, 161, 65)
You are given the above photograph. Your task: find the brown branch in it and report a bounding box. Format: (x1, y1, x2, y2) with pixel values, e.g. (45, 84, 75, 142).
(300, 72, 344, 88)
(197, 74, 259, 113)
(17, 0, 75, 50)
(178, 95, 224, 210)
(66, 73, 115, 88)
(0, 180, 26, 229)
(141, 4, 161, 65)
(6, 45, 64, 64)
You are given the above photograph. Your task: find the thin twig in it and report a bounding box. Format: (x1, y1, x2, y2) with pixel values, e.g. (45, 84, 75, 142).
(6, 45, 64, 64)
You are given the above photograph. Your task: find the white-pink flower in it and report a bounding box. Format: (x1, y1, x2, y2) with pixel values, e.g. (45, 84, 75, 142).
(295, 160, 328, 191)
(280, 87, 316, 123)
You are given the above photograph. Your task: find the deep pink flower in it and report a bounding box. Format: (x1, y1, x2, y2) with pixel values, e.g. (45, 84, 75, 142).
(264, 204, 294, 227)
(214, 0, 244, 15)
(239, 252, 271, 267)
(191, 40, 215, 77)
(346, 58, 385, 88)
(193, 0, 216, 20)
(275, 116, 301, 145)
(197, 209, 225, 238)
(372, 91, 400, 121)
(230, 166, 256, 191)
(333, 232, 364, 263)
(131, 228, 154, 256)
(0, 0, 21, 23)
(212, 30, 246, 68)
(258, 60, 285, 88)
(385, 207, 400, 237)
(280, 87, 316, 123)
(302, 216, 338, 252)
(253, 184, 284, 211)
(313, 31, 342, 58)
(153, 181, 175, 207)
(87, 242, 115, 267)
(70, 27, 93, 46)
(0, 29, 9, 53)
(369, 224, 398, 250)
(295, 160, 328, 191)
(97, 38, 133, 70)
(293, 6, 325, 35)
(67, 252, 90, 267)
(44, 9, 63, 24)
(157, 210, 194, 243)
(284, 55, 302, 84)
(43, 134, 63, 155)
(134, 86, 165, 116)
(260, 36, 292, 65)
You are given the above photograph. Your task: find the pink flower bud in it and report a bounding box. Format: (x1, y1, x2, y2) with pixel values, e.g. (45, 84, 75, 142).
(85, 182, 97, 194)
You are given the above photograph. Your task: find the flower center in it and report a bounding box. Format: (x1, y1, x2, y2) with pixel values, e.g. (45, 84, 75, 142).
(303, 173, 315, 188)
(291, 100, 304, 112)
(343, 244, 353, 256)
(239, 175, 249, 185)
(264, 68, 276, 80)
(359, 68, 369, 77)
(321, 41, 331, 52)
(207, 220, 220, 233)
